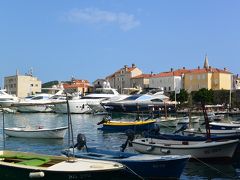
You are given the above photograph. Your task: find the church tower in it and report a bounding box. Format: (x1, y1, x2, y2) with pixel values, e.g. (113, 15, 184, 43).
(203, 55, 209, 69)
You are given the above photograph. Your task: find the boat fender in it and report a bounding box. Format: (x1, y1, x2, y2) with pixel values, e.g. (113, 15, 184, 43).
(161, 149, 170, 154)
(29, 171, 45, 178)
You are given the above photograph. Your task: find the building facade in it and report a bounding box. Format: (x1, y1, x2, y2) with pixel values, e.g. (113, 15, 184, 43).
(4, 74, 41, 98)
(131, 74, 153, 90)
(106, 64, 142, 93)
(184, 56, 232, 92)
(63, 79, 90, 95)
(149, 68, 188, 92)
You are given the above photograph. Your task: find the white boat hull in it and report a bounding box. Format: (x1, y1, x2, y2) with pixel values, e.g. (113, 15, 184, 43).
(132, 138, 239, 159)
(53, 102, 92, 114)
(156, 117, 179, 127)
(184, 128, 240, 137)
(4, 127, 68, 139)
(17, 105, 54, 113)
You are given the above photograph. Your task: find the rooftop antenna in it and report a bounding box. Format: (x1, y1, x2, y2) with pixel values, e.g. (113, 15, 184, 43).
(29, 67, 33, 76)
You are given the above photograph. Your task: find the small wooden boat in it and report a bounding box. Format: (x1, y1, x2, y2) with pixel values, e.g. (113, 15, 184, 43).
(207, 112, 225, 122)
(132, 138, 239, 160)
(62, 133, 190, 179)
(0, 150, 133, 180)
(97, 119, 156, 132)
(63, 147, 190, 179)
(4, 126, 68, 139)
(156, 117, 179, 127)
(178, 116, 200, 125)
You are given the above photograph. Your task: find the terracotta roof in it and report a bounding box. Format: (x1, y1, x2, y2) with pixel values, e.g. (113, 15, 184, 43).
(106, 66, 137, 79)
(72, 79, 89, 83)
(186, 68, 231, 74)
(131, 74, 153, 79)
(63, 84, 89, 89)
(151, 69, 190, 78)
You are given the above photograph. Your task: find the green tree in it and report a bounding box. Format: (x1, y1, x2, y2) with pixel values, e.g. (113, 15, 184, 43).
(193, 88, 214, 139)
(193, 88, 213, 105)
(177, 89, 189, 104)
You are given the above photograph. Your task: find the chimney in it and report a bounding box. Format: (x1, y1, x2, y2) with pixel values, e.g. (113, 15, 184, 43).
(124, 65, 128, 71)
(224, 67, 227, 71)
(198, 66, 200, 69)
(183, 67, 185, 69)
(132, 63, 136, 68)
(151, 71, 153, 76)
(170, 68, 173, 72)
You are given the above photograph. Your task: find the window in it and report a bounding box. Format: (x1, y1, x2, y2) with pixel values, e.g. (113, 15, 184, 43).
(189, 75, 193, 80)
(197, 75, 201, 80)
(169, 87, 171, 91)
(35, 84, 38, 87)
(151, 99, 163, 102)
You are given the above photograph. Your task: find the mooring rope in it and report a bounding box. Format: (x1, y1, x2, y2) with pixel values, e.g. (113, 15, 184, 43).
(125, 165, 144, 180)
(192, 155, 238, 179)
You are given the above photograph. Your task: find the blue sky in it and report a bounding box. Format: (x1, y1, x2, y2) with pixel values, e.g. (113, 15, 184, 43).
(0, 0, 239, 87)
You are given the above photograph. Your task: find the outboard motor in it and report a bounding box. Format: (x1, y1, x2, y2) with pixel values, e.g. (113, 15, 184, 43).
(75, 133, 87, 150)
(120, 129, 135, 152)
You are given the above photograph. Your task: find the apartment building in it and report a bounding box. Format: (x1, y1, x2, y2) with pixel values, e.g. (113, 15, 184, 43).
(149, 68, 189, 92)
(106, 64, 142, 93)
(184, 56, 232, 92)
(4, 72, 41, 98)
(63, 79, 90, 95)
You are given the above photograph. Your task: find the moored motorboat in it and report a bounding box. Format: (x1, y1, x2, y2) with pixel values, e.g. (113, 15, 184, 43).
(4, 126, 68, 139)
(209, 122, 240, 130)
(132, 138, 239, 160)
(97, 119, 156, 132)
(63, 146, 190, 179)
(0, 150, 133, 180)
(0, 89, 19, 107)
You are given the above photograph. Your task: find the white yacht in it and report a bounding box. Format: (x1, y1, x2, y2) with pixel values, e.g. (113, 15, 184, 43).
(53, 86, 120, 114)
(0, 89, 19, 107)
(15, 93, 54, 113)
(102, 90, 176, 114)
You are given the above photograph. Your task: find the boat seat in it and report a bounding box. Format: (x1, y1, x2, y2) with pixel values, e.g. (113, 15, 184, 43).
(0, 154, 50, 167)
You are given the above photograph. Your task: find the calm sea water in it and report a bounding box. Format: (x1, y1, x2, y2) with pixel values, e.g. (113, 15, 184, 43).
(0, 112, 240, 180)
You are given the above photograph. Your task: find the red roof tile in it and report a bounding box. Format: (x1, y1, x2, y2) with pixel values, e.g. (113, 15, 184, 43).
(131, 74, 153, 79)
(151, 69, 190, 78)
(186, 68, 231, 74)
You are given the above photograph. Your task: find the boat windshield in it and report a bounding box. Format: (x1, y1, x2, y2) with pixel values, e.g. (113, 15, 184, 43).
(94, 89, 114, 94)
(123, 94, 142, 100)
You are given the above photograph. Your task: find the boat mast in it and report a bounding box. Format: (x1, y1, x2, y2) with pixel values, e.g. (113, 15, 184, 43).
(66, 94, 75, 159)
(202, 103, 211, 140)
(2, 109, 5, 149)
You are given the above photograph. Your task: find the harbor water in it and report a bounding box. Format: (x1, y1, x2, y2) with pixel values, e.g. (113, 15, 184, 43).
(1, 112, 240, 179)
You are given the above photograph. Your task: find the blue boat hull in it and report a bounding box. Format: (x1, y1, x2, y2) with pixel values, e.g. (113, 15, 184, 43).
(62, 147, 189, 179)
(98, 123, 155, 132)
